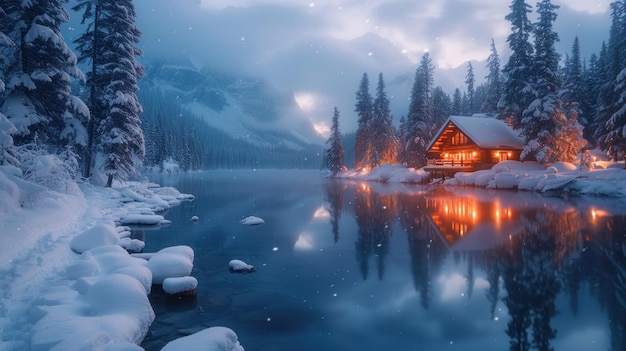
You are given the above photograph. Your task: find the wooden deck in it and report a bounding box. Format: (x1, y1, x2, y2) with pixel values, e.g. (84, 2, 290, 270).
(424, 160, 474, 180)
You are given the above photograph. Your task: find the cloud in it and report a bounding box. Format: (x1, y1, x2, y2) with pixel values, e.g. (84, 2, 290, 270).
(131, 0, 611, 133)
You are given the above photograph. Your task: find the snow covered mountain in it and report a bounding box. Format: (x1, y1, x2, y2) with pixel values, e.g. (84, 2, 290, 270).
(141, 61, 325, 149)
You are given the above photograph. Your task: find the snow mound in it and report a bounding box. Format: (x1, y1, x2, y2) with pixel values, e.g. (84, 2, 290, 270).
(240, 216, 265, 226)
(0, 169, 20, 214)
(70, 223, 119, 253)
(30, 274, 154, 351)
(161, 326, 245, 351)
(120, 214, 166, 225)
(163, 276, 198, 294)
(145, 245, 195, 284)
(229, 259, 255, 273)
(335, 164, 429, 183)
(68, 245, 153, 294)
(119, 237, 145, 253)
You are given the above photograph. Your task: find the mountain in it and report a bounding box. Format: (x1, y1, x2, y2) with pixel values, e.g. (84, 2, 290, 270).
(141, 60, 325, 149)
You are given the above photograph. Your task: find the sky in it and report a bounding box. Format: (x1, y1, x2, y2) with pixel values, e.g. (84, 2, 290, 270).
(130, 0, 612, 134)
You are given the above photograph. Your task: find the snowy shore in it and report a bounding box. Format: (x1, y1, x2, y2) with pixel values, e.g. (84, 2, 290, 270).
(0, 166, 244, 351)
(335, 160, 626, 197)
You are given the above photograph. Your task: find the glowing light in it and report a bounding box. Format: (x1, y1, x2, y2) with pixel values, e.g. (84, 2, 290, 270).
(313, 206, 330, 219)
(295, 233, 314, 250)
(313, 122, 330, 137)
(294, 92, 316, 111)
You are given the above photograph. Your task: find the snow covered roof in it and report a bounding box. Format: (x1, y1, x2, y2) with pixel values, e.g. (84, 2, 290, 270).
(428, 115, 525, 151)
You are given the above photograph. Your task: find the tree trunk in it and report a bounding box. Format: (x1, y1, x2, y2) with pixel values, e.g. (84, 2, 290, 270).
(105, 174, 113, 187)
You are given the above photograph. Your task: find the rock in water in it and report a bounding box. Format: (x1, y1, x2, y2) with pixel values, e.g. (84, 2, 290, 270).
(229, 259, 255, 273)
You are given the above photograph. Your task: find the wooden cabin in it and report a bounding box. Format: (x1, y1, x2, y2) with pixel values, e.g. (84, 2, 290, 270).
(425, 115, 525, 177)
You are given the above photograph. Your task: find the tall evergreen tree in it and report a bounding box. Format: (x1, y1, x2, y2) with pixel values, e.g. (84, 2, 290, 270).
(521, 0, 585, 163)
(73, 0, 102, 177)
(465, 62, 475, 114)
(0, 5, 17, 166)
(325, 107, 345, 176)
(452, 88, 463, 115)
(0, 0, 88, 152)
(396, 116, 408, 165)
(481, 39, 502, 114)
(404, 53, 436, 168)
(599, 1, 626, 159)
(432, 86, 451, 124)
(584, 53, 602, 146)
(561, 37, 593, 143)
(499, 0, 534, 129)
(370, 73, 397, 167)
(74, 0, 145, 186)
(354, 73, 373, 171)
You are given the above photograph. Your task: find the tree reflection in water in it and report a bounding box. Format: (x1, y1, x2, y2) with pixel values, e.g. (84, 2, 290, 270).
(323, 179, 626, 351)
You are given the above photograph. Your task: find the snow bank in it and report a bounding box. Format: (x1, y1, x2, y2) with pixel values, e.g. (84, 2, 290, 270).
(160, 326, 245, 351)
(1, 170, 208, 350)
(339, 161, 626, 197)
(30, 274, 154, 351)
(335, 164, 429, 183)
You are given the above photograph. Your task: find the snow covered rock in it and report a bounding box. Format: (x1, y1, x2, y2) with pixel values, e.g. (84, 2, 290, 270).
(70, 223, 119, 253)
(239, 216, 264, 226)
(69, 245, 153, 294)
(229, 259, 255, 273)
(120, 214, 166, 225)
(145, 245, 195, 284)
(163, 276, 198, 295)
(161, 326, 245, 351)
(119, 237, 145, 253)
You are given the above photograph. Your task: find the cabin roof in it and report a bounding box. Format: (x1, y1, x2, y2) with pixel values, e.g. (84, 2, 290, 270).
(428, 115, 525, 151)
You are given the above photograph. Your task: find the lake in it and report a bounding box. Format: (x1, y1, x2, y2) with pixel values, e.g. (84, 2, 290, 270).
(138, 170, 626, 351)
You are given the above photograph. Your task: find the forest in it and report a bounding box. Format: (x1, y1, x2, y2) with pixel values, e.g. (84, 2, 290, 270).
(3, 1, 626, 184)
(326, 0, 626, 175)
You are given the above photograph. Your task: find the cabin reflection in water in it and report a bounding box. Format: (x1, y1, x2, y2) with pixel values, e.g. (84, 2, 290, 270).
(424, 195, 517, 249)
(323, 180, 626, 351)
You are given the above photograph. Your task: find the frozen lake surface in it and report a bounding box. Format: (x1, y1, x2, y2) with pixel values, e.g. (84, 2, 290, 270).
(139, 170, 626, 351)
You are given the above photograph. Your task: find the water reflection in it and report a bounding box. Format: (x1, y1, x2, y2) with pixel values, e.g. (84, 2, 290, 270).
(141, 172, 626, 351)
(324, 180, 626, 351)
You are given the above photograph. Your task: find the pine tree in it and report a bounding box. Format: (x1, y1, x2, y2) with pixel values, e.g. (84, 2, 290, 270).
(396, 116, 408, 165)
(0, 0, 88, 152)
(520, 0, 586, 163)
(561, 37, 594, 143)
(404, 53, 436, 168)
(354, 73, 372, 171)
(481, 39, 502, 114)
(452, 88, 462, 115)
(499, 0, 534, 129)
(465, 62, 475, 114)
(432, 86, 451, 124)
(325, 107, 345, 176)
(601, 1, 626, 159)
(0, 5, 17, 166)
(584, 53, 602, 146)
(73, 0, 103, 177)
(370, 73, 397, 167)
(74, 0, 145, 185)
